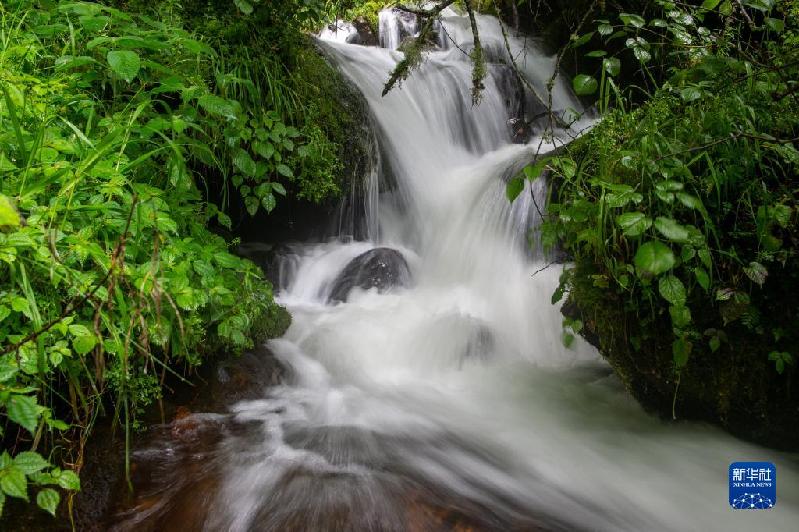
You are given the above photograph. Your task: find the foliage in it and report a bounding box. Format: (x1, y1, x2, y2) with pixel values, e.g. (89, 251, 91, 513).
(512, 0, 799, 413)
(0, 0, 299, 518)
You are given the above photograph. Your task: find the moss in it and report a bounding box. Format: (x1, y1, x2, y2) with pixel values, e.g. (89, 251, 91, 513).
(251, 301, 292, 343)
(565, 258, 799, 450)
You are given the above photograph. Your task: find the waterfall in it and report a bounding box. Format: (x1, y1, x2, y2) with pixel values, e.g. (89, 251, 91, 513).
(112, 8, 799, 532)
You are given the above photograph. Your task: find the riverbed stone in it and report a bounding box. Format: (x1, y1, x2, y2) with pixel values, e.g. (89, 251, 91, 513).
(328, 247, 411, 303)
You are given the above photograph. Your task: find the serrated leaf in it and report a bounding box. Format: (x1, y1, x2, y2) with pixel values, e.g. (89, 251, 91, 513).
(506, 177, 524, 202)
(6, 394, 41, 434)
(669, 304, 692, 329)
(654, 217, 689, 242)
(233, 149, 257, 177)
(271, 182, 286, 196)
(572, 74, 598, 96)
(0, 466, 27, 500)
(634, 241, 675, 276)
(53, 469, 80, 491)
(13, 452, 49, 475)
(244, 195, 259, 216)
(616, 212, 652, 237)
(676, 192, 702, 210)
(659, 275, 687, 305)
(633, 47, 652, 62)
(106, 50, 140, 82)
(743, 261, 767, 286)
(598, 24, 613, 36)
(37, 488, 60, 516)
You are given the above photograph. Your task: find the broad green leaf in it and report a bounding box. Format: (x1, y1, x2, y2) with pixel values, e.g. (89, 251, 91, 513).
(659, 275, 687, 305)
(271, 182, 286, 196)
(694, 267, 710, 290)
(605, 189, 642, 208)
(654, 217, 689, 242)
(598, 24, 613, 36)
(701, 0, 722, 10)
(603, 57, 621, 76)
(634, 241, 675, 276)
(669, 304, 692, 328)
(261, 193, 276, 213)
(673, 338, 692, 368)
(743, 261, 768, 286)
(523, 159, 548, 180)
(0, 195, 21, 227)
(0, 466, 27, 500)
(234, 0, 254, 14)
(276, 164, 293, 178)
(633, 47, 652, 62)
(234, 149, 257, 177)
(620, 13, 646, 28)
(73, 334, 97, 355)
(13, 452, 49, 475)
(676, 192, 702, 210)
(709, 336, 721, 352)
(106, 50, 140, 82)
(764, 18, 784, 33)
(197, 95, 238, 120)
(506, 177, 524, 202)
(37, 488, 60, 516)
(680, 86, 702, 102)
(6, 394, 41, 434)
(244, 196, 259, 216)
(616, 212, 652, 237)
(52, 469, 80, 491)
(572, 74, 598, 96)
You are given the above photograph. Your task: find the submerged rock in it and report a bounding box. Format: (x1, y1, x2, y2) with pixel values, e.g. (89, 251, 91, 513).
(328, 247, 411, 303)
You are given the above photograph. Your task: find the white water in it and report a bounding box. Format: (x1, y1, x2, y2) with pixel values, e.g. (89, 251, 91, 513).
(120, 9, 799, 531)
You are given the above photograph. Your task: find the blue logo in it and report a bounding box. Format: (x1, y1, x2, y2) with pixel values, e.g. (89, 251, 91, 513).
(729, 461, 776, 509)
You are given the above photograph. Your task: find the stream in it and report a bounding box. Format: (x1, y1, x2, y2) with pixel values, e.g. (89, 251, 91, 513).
(111, 8, 799, 531)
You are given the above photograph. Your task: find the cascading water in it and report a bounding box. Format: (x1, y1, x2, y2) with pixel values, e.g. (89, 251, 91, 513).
(113, 8, 799, 531)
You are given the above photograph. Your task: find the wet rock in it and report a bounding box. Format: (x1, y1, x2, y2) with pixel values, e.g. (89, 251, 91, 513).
(352, 16, 378, 46)
(328, 247, 411, 303)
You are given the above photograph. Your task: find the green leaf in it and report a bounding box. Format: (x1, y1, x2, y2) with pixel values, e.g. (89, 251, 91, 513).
(709, 335, 721, 353)
(572, 74, 599, 96)
(106, 50, 140, 83)
(680, 86, 702, 102)
(261, 193, 276, 213)
(523, 159, 548, 180)
(72, 335, 97, 355)
(6, 394, 41, 434)
(616, 212, 653, 237)
(659, 275, 687, 305)
(598, 24, 614, 36)
(669, 305, 692, 329)
(276, 164, 293, 178)
(271, 182, 286, 196)
(694, 267, 710, 290)
(233, 149, 257, 177)
(603, 57, 621, 76)
(605, 189, 642, 208)
(53, 469, 80, 491)
(620, 13, 646, 27)
(506, 176, 524, 202)
(634, 241, 675, 276)
(244, 196, 259, 216)
(676, 192, 702, 210)
(764, 17, 785, 33)
(0, 466, 27, 501)
(13, 452, 49, 475)
(701, 0, 722, 10)
(673, 338, 692, 368)
(37, 488, 60, 516)
(654, 217, 689, 242)
(0, 194, 21, 227)
(633, 47, 652, 62)
(234, 0, 254, 14)
(197, 95, 238, 120)
(743, 261, 768, 286)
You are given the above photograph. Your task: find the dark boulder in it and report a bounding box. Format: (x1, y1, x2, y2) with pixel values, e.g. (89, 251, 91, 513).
(328, 247, 411, 303)
(352, 16, 378, 46)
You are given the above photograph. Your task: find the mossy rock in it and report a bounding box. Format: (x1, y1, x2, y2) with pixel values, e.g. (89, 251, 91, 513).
(564, 259, 799, 450)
